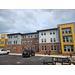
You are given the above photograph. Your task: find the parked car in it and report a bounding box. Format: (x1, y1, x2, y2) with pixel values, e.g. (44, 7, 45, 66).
(22, 50, 35, 57)
(0, 49, 10, 55)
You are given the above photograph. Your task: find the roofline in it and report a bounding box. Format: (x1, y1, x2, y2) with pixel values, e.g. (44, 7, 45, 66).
(37, 28, 57, 32)
(7, 33, 21, 36)
(21, 32, 38, 35)
(57, 22, 75, 26)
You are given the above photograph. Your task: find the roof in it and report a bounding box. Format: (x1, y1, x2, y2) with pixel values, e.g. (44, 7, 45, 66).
(57, 22, 75, 26)
(7, 33, 21, 36)
(21, 32, 38, 35)
(37, 28, 57, 32)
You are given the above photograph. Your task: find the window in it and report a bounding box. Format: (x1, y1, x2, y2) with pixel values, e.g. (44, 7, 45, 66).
(28, 35, 30, 38)
(62, 29, 64, 34)
(22, 41, 26, 44)
(62, 28, 71, 34)
(51, 46, 53, 50)
(37, 40, 39, 43)
(14, 35, 18, 38)
(24, 47, 25, 50)
(64, 45, 74, 52)
(53, 30, 55, 34)
(71, 46, 74, 52)
(13, 47, 17, 50)
(16, 41, 17, 44)
(31, 47, 32, 50)
(1, 41, 4, 45)
(50, 31, 52, 35)
(23, 35, 26, 38)
(8, 36, 12, 38)
(31, 34, 32, 38)
(63, 37, 65, 42)
(41, 32, 43, 35)
(65, 29, 68, 34)
(50, 38, 52, 42)
(35, 40, 36, 44)
(64, 46, 66, 52)
(8, 41, 12, 44)
(35, 34, 37, 37)
(37, 34, 39, 37)
(28, 46, 29, 50)
(44, 31, 46, 35)
(68, 28, 71, 33)
(35, 46, 36, 50)
(44, 38, 46, 43)
(54, 46, 56, 50)
(31, 40, 32, 44)
(42, 46, 44, 50)
(63, 36, 72, 43)
(41, 39, 43, 43)
(54, 38, 56, 42)
(28, 41, 30, 44)
(69, 36, 72, 42)
(14, 41, 15, 44)
(45, 46, 47, 50)
(1, 36, 5, 39)
(66, 37, 69, 42)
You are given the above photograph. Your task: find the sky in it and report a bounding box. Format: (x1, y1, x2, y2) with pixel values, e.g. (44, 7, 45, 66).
(0, 9, 75, 33)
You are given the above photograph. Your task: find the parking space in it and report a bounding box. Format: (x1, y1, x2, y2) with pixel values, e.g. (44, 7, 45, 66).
(0, 55, 53, 65)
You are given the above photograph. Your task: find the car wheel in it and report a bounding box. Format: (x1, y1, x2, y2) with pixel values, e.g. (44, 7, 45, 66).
(7, 52, 9, 55)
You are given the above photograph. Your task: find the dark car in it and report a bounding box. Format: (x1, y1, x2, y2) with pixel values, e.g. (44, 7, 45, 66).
(22, 50, 35, 57)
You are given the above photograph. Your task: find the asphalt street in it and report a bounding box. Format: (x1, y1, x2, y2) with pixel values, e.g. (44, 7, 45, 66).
(0, 55, 53, 65)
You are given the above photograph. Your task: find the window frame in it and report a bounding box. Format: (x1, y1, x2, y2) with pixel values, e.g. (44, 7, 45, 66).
(41, 32, 43, 36)
(54, 46, 56, 51)
(51, 46, 53, 51)
(53, 30, 55, 34)
(45, 46, 47, 50)
(42, 46, 44, 51)
(1, 41, 4, 45)
(44, 31, 46, 35)
(50, 31, 52, 35)
(41, 39, 43, 43)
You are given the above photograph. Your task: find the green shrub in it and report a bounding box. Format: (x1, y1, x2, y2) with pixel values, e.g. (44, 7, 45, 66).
(46, 51, 48, 54)
(49, 50, 51, 54)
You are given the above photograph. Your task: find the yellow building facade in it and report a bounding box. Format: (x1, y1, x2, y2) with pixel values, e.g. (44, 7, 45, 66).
(0, 34, 7, 48)
(59, 23, 75, 53)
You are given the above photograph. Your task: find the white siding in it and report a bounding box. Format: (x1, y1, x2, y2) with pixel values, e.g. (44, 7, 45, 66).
(39, 29, 59, 43)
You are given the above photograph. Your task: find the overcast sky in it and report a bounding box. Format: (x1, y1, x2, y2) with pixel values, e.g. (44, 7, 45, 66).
(0, 9, 75, 33)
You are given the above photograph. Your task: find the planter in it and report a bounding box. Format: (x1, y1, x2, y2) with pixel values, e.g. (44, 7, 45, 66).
(45, 53, 46, 55)
(48, 53, 50, 55)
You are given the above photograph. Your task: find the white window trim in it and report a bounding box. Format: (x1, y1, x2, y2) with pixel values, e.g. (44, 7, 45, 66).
(51, 46, 53, 51)
(54, 46, 57, 51)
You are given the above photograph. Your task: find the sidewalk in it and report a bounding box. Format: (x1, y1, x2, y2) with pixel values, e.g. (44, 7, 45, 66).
(9, 53, 75, 58)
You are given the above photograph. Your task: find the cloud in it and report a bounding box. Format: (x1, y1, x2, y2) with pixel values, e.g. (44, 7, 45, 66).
(0, 9, 75, 33)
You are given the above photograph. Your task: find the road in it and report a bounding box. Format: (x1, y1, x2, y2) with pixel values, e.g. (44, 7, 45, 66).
(0, 55, 53, 65)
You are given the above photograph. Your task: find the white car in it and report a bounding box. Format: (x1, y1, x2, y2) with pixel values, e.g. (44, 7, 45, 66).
(0, 49, 10, 55)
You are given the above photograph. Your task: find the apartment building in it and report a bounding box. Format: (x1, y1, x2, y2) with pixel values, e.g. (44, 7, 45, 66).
(0, 32, 8, 49)
(37, 28, 61, 53)
(21, 32, 39, 52)
(7, 33, 22, 53)
(6, 32, 39, 53)
(58, 22, 75, 53)
(0, 22, 75, 54)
